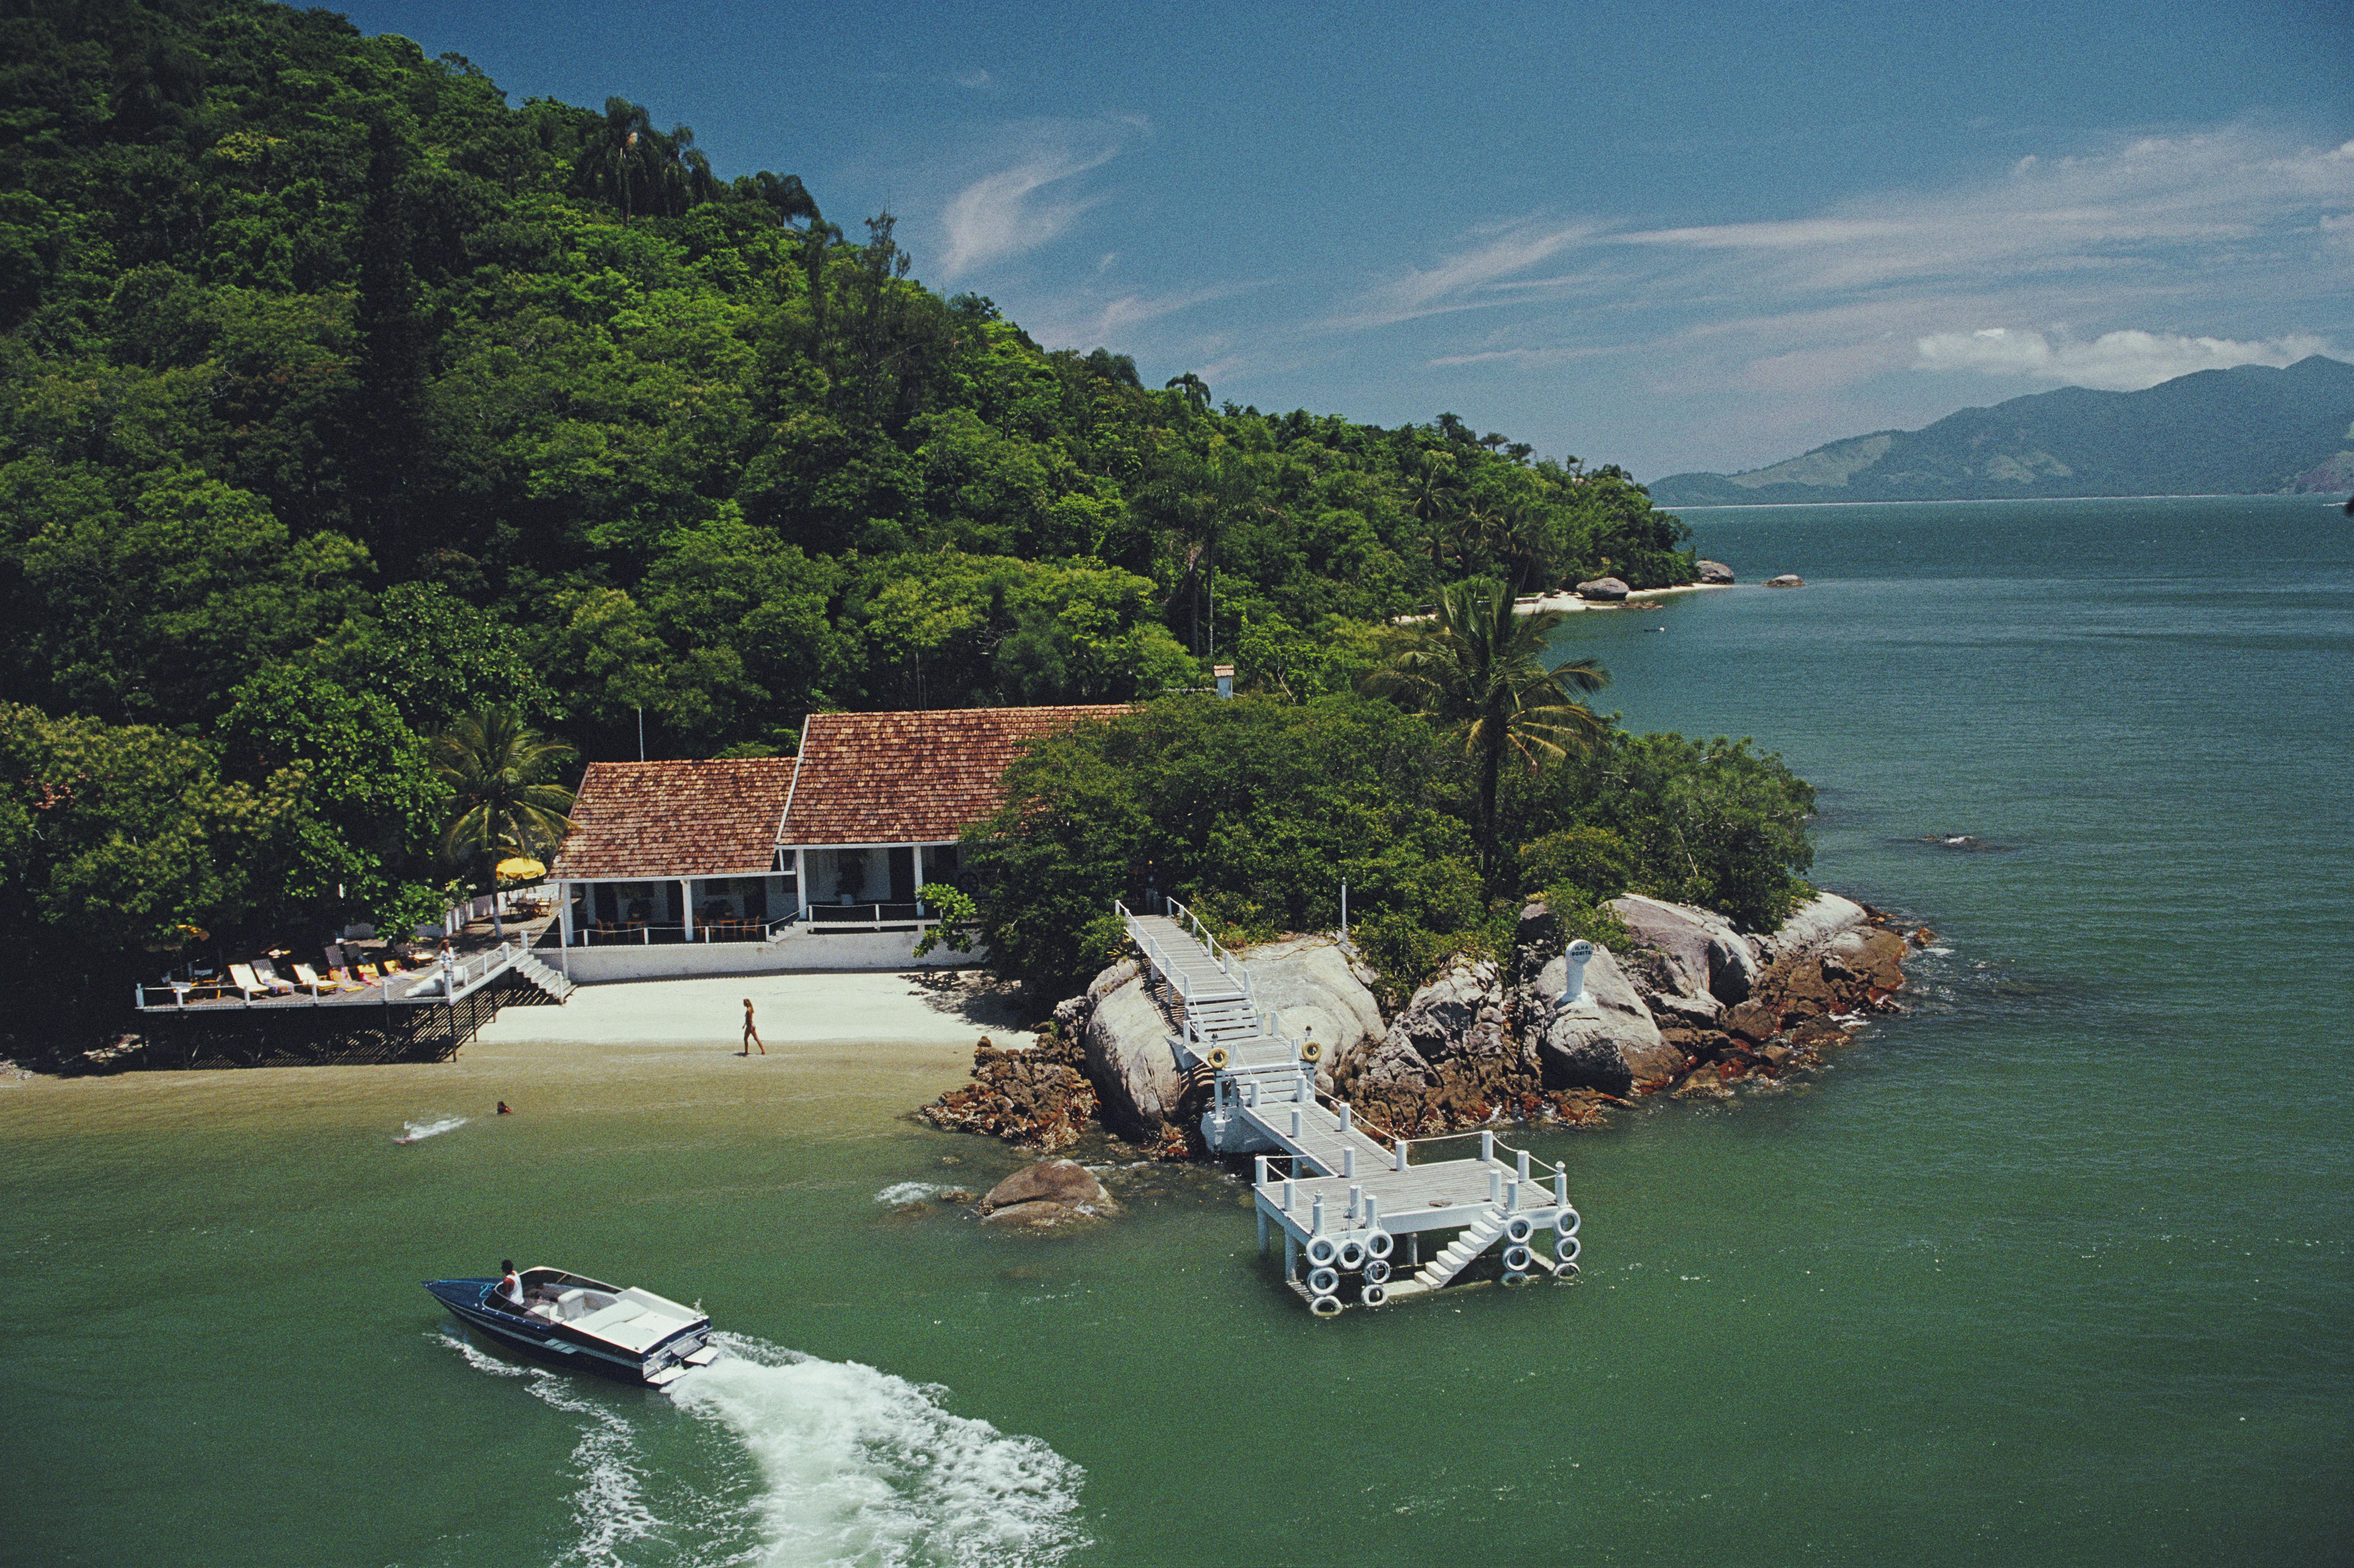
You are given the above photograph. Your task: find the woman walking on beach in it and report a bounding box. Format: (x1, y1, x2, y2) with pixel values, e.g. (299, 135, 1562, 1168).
(741, 998, 764, 1056)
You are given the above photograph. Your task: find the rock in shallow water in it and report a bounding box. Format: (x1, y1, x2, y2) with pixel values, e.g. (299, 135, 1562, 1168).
(979, 1159, 1120, 1229)
(1696, 559, 1735, 584)
(1764, 573, 1805, 588)
(1574, 575, 1631, 601)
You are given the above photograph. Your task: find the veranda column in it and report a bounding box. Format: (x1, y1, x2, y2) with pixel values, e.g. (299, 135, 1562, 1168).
(911, 844, 925, 912)
(680, 878, 695, 941)
(557, 882, 574, 947)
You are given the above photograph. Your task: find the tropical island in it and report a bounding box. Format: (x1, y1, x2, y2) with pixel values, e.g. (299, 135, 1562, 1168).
(0, 0, 1905, 1108)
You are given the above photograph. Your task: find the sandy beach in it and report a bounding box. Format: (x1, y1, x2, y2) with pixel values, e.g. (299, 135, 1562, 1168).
(1514, 581, 1732, 613)
(0, 969, 1029, 1141)
(1397, 581, 1731, 622)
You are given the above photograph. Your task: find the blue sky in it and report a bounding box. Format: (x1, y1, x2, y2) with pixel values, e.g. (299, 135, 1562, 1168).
(345, 0, 2354, 479)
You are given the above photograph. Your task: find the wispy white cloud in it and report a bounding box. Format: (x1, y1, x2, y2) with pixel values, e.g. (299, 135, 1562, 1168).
(1336, 126, 2354, 468)
(954, 68, 992, 90)
(1913, 327, 2331, 389)
(935, 123, 1142, 280)
(1021, 281, 1270, 353)
(1331, 221, 1602, 328)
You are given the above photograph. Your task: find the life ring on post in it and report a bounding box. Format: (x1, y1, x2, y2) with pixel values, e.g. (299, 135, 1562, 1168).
(1205, 1046, 1230, 1070)
(1299, 1040, 1322, 1063)
(1306, 1235, 1339, 1268)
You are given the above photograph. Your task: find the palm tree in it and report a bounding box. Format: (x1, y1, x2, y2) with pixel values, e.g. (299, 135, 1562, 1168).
(1363, 578, 1610, 861)
(433, 709, 580, 883)
(1164, 372, 1212, 417)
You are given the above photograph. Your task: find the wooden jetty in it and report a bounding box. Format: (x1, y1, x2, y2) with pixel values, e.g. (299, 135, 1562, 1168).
(124, 931, 575, 1067)
(1120, 900, 1581, 1314)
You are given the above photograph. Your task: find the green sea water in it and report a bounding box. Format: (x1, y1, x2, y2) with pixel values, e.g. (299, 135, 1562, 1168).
(4, 495, 2350, 1567)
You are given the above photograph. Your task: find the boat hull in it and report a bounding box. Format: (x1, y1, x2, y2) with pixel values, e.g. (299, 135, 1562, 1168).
(426, 1277, 707, 1388)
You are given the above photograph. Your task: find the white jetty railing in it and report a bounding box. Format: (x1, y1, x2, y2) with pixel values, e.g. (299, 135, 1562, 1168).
(1115, 897, 1582, 1317)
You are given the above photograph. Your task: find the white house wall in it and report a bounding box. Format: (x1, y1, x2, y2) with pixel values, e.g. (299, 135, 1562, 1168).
(552, 928, 985, 983)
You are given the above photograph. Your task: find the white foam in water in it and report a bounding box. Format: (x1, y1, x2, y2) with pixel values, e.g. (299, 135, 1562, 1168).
(396, 1114, 469, 1143)
(873, 1181, 944, 1206)
(668, 1333, 1088, 1568)
(434, 1330, 665, 1565)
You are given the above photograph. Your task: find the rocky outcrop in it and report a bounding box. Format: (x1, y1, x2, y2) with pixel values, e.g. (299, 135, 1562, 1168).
(1515, 902, 1679, 1096)
(1607, 893, 1759, 1026)
(1073, 933, 1381, 1138)
(1764, 574, 1805, 588)
(1080, 969, 1185, 1136)
(1574, 575, 1630, 601)
(1751, 891, 1867, 967)
(1330, 956, 1566, 1135)
(918, 1034, 1100, 1151)
(978, 1159, 1119, 1228)
(931, 892, 1918, 1155)
(1239, 935, 1384, 1082)
(1696, 559, 1735, 584)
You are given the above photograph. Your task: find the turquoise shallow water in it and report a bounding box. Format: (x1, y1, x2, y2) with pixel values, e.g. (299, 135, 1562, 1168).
(4, 496, 2351, 1566)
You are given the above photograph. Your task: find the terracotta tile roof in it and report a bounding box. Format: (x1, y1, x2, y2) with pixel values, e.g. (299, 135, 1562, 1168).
(780, 706, 1133, 846)
(551, 758, 796, 880)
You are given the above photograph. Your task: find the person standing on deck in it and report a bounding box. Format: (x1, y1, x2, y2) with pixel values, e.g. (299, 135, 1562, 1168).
(741, 998, 765, 1056)
(496, 1261, 523, 1308)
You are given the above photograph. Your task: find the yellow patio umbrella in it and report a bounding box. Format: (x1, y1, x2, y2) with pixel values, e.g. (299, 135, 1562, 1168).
(494, 856, 546, 882)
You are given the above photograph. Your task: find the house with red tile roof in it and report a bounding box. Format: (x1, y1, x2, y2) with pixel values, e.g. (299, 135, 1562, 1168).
(546, 705, 1129, 978)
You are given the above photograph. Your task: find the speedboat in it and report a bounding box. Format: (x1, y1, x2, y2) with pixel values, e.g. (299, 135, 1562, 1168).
(425, 1266, 716, 1387)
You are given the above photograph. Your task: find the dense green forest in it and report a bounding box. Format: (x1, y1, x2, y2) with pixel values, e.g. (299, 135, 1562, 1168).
(0, 0, 1781, 1027)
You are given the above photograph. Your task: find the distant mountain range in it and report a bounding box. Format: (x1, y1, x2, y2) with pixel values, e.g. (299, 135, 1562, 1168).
(1647, 355, 2354, 506)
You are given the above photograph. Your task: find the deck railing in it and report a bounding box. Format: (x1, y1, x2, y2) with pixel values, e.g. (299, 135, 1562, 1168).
(135, 931, 536, 1011)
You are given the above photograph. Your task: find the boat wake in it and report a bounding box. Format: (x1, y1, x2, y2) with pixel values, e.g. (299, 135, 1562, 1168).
(436, 1326, 1087, 1567)
(395, 1114, 469, 1144)
(670, 1333, 1088, 1568)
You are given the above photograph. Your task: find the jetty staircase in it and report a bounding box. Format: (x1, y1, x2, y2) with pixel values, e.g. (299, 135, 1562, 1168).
(1118, 899, 1582, 1315)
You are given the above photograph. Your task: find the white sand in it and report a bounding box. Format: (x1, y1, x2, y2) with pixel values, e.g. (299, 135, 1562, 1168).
(474, 968, 1038, 1053)
(1514, 581, 1731, 614)
(1397, 582, 1730, 622)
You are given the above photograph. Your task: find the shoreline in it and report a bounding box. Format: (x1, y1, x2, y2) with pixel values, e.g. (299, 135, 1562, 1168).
(1658, 492, 2348, 511)
(1400, 581, 1731, 623)
(1516, 581, 1731, 613)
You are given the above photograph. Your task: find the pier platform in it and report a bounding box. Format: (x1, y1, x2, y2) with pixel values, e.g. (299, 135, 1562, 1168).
(1119, 901, 1581, 1314)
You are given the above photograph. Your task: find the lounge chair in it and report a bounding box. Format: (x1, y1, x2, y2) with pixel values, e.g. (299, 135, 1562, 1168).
(354, 962, 382, 984)
(227, 962, 277, 1001)
(290, 962, 344, 995)
(250, 959, 302, 995)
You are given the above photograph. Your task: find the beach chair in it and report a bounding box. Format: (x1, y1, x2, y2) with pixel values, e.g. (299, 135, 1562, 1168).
(249, 959, 301, 995)
(227, 962, 277, 1001)
(354, 962, 383, 984)
(324, 948, 374, 988)
(290, 962, 344, 995)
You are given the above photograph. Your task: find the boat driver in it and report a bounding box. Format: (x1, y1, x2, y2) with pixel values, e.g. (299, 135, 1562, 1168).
(496, 1261, 524, 1309)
